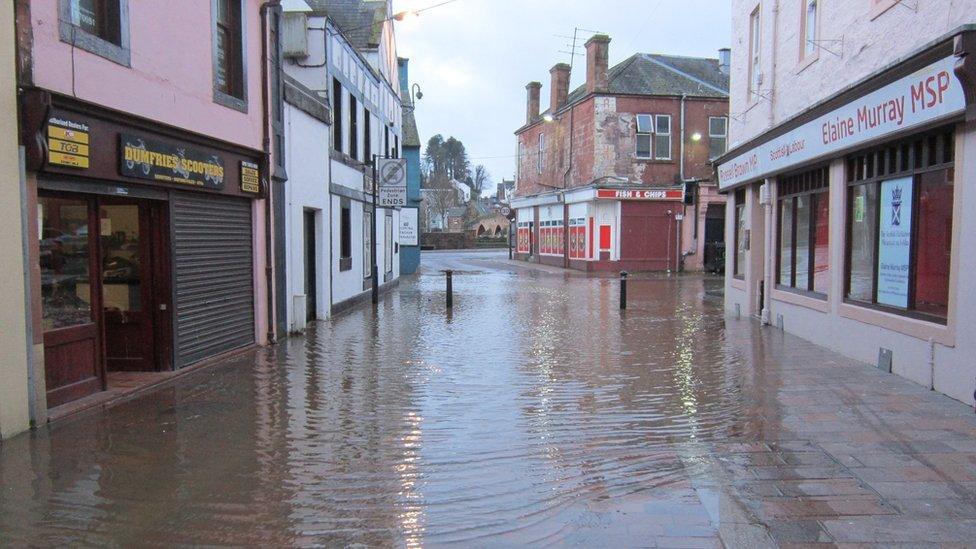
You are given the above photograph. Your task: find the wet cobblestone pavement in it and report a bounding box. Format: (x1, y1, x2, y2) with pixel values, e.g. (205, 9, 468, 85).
(3, 250, 976, 547)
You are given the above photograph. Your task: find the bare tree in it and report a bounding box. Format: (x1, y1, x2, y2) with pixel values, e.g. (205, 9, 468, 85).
(424, 173, 461, 231)
(470, 164, 490, 199)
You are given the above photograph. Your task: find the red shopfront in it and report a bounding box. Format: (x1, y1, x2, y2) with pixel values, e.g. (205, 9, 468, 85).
(23, 92, 264, 409)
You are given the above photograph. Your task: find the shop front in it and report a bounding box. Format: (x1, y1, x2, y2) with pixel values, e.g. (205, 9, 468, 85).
(511, 185, 686, 272)
(24, 92, 264, 409)
(717, 31, 976, 405)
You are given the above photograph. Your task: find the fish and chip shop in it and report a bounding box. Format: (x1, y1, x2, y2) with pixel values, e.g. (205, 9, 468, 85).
(717, 29, 976, 406)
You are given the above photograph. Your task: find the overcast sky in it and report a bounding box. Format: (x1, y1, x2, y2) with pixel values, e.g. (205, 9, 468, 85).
(392, 0, 732, 192)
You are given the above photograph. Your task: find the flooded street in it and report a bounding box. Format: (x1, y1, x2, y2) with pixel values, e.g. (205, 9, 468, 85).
(2, 250, 976, 547)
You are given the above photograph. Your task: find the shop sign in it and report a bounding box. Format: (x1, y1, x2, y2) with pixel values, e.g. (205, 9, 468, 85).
(596, 189, 684, 200)
(120, 134, 225, 189)
(718, 55, 966, 190)
(47, 117, 90, 169)
(240, 161, 260, 194)
(877, 176, 913, 308)
(399, 207, 419, 246)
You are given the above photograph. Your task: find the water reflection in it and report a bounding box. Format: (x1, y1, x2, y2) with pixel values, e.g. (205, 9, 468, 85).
(0, 259, 772, 546)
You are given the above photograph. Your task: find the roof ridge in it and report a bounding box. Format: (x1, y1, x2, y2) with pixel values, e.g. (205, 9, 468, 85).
(642, 52, 719, 62)
(640, 54, 728, 95)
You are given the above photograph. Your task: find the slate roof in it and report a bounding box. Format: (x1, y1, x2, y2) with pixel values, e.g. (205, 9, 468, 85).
(560, 53, 729, 111)
(304, 0, 385, 49)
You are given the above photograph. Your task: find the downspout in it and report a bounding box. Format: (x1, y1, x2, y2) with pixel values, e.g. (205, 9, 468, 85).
(768, 0, 780, 127)
(761, 179, 773, 325)
(562, 102, 575, 268)
(679, 94, 687, 181)
(261, 0, 281, 344)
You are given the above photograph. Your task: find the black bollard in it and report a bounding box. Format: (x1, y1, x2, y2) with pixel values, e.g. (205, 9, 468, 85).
(445, 269, 454, 308)
(620, 271, 628, 310)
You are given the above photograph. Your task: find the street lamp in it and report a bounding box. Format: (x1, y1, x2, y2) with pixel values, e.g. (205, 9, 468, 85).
(404, 83, 423, 113)
(393, 10, 418, 21)
(691, 132, 702, 141)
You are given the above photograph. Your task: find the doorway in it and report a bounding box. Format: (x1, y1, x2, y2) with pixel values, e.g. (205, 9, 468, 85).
(39, 192, 171, 408)
(303, 209, 317, 322)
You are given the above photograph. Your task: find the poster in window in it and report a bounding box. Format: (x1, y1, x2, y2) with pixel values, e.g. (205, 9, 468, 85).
(877, 176, 913, 308)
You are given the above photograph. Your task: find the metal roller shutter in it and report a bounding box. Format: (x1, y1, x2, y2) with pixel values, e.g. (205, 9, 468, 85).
(172, 192, 255, 367)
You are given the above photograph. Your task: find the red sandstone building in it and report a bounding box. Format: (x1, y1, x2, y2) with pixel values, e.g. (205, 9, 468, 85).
(512, 35, 730, 272)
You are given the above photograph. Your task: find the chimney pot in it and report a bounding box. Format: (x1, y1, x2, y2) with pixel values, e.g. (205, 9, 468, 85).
(718, 48, 731, 75)
(549, 63, 571, 113)
(585, 34, 611, 94)
(526, 81, 542, 124)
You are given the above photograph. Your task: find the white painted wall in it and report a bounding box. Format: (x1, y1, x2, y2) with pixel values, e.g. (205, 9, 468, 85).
(284, 102, 331, 332)
(729, 0, 975, 149)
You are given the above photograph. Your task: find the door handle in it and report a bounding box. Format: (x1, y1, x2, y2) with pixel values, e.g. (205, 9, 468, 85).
(159, 304, 168, 311)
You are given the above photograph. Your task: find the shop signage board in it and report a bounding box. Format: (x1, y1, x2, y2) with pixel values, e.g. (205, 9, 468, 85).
(47, 117, 91, 169)
(120, 133, 226, 189)
(399, 207, 419, 246)
(240, 161, 260, 194)
(718, 55, 966, 190)
(377, 158, 407, 207)
(596, 189, 684, 200)
(877, 176, 914, 308)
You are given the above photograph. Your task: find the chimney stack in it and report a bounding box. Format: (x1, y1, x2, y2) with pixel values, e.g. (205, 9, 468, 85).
(585, 34, 611, 94)
(549, 63, 571, 113)
(718, 48, 731, 75)
(526, 81, 541, 124)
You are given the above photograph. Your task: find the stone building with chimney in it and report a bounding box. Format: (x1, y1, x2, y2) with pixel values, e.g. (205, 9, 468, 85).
(512, 35, 730, 272)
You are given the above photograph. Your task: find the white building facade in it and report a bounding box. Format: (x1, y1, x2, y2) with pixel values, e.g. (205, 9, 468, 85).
(282, 0, 403, 316)
(718, 0, 976, 406)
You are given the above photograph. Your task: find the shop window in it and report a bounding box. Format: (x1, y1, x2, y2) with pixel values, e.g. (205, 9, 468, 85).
(709, 117, 728, 159)
(39, 196, 93, 331)
(844, 128, 955, 322)
(776, 166, 829, 296)
(212, 0, 246, 111)
(332, 79, 344, 154)
(800, 0, 819, 62)
(58, 0, 130, 66)
(349, 94, 359, 161)
(339, 201, 352, 271)
(734, 188, 746, 279)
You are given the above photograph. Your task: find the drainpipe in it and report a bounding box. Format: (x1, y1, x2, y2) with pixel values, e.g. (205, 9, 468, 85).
(679, 94, 687, 181)
(261, 0, 281, 344)
(761, 178, 773, 325)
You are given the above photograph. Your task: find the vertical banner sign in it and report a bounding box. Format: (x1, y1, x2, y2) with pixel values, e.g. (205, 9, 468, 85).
(399, 207, 419, 246)
(877, 176, 913, 308)
(240, 161, 260, 194)
(47, 117, 91, 168)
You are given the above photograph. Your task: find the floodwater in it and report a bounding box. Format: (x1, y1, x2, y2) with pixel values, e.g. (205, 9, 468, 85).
(3, 250, 976, 547)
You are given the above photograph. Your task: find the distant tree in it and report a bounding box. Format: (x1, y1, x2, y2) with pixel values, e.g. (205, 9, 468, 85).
(443, 137, 470, 181)
(424, 172, 461, 230)
(470, 165, 490, 198)
(423, 134, 446, 182)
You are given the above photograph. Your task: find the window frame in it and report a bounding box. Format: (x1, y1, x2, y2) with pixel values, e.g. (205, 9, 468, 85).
(708, 116, 728, 159)
(843, 127, 955, 325)
(635, 114, 653, 159)
(537, 133, 545, 174)
(58, 0, 131, 67)
(332, 79, 343, 154)
(211, 0, 248, 112)
(654, 114, 672, 161)
(748, 5, 762, 100)
(634, 114, 673, 161)
(363, 106, 372, 162)
(799, 0, 821, 66)
(349, 93, 359, 161)
(775, 166, 830, 299)
(339, 199, 352, 271)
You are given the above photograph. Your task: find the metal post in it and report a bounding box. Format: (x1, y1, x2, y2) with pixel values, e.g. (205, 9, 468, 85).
(619, 270, 628, 310)
(445, 269, 453, 308)
(371, 154, 379, 305)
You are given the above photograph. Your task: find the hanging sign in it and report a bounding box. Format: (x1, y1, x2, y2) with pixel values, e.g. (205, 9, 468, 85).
(120, 134, 225, 189)
(877, 176, 913, 308)
(47, 117, 91, 169)
(718, 55, 966, 189)
(240, 161, 261, 194)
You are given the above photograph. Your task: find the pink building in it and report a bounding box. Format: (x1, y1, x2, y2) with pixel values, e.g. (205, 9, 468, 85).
(17, 0, 277, 414)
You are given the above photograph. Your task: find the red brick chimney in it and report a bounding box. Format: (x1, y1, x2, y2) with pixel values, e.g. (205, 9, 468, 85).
(526, 81, 541, 124)
(585, 34, 611, 94)
(549, 63, 571, 113)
